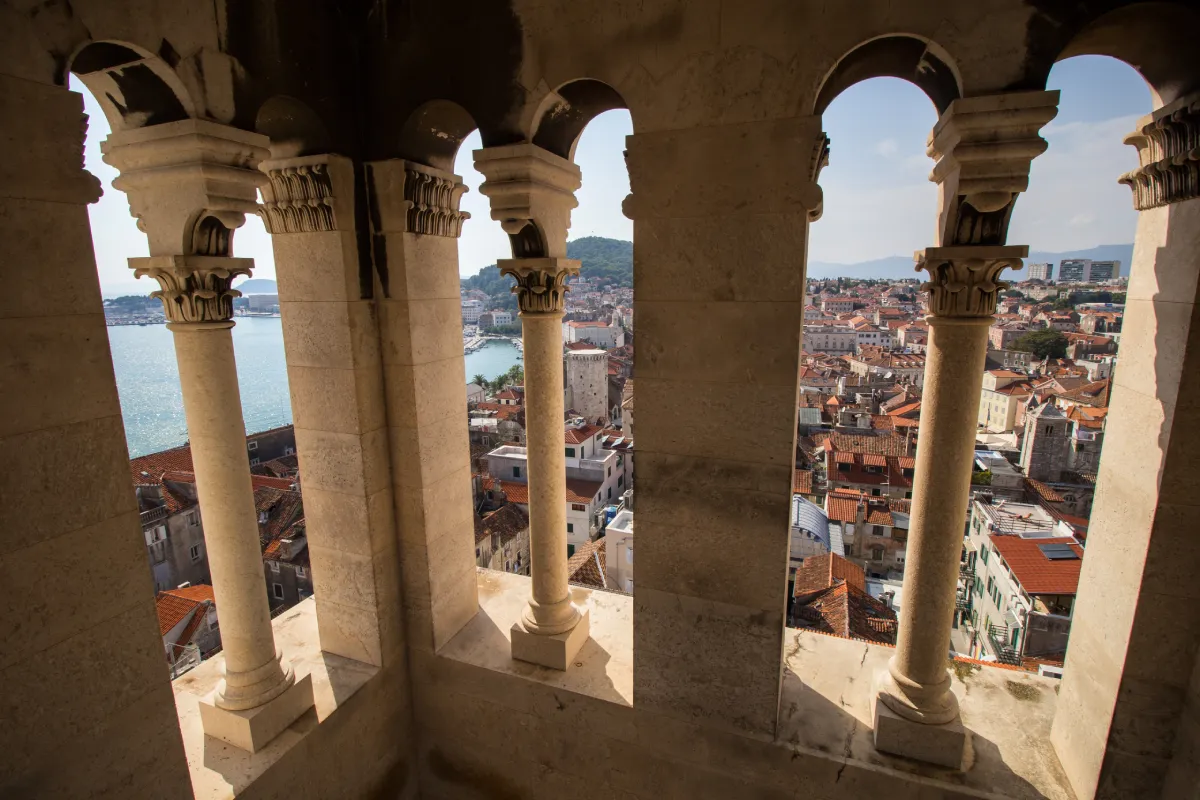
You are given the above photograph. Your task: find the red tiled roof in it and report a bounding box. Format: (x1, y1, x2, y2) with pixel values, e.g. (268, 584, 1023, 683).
(155, 584, 215, 636)
(564, 424, 603, 445)
(567, 537, 607, 589)
(989, 535, 1084, 595)
(1025, 478, 1064, 503)
(566, 478, 604, 504)
(793, 469, 813, 495)
(793, 553, 865, 597)
(793, 581, 897, 645)
(251, 474, 295, 491)
(475, 503, 530, 544)
(816, 432, 909, 457)
(497, 481, 530, 504)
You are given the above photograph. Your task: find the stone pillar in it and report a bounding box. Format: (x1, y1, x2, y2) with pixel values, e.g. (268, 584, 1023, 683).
(871, 248, 1024, 763)
(0, 77, 192, 797)
(475, 144, 590, 669)
(363, 159, 479, 658)
(102, 121, 313, 752)
(870, 91, 1058, 768)
(260, 154, 408, 669)
(624, 118, 826, 737)
(1052, 93, 1200, 799)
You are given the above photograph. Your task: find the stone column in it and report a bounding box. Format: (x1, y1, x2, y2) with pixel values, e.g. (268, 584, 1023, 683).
(1052, 92, 1200, 800)
(871, 248, 1023, 757)
(870, 91, 1058, 768)
(102, 120, 313, 752)
(475, 144, 590, 669)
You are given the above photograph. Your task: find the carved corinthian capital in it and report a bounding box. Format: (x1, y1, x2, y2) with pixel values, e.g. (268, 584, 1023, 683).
(916, 246, 1026, 319)
(498, 258, 580, 315)
(131, 256, 253, 324)
(260, 160, 337, 233)
(1119, 93, 1200, 210)
(928, 92, 1058, 246)
(403, 163, 471, 237)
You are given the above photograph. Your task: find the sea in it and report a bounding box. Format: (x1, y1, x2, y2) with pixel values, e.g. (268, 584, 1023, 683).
(107, 318, 521, 458)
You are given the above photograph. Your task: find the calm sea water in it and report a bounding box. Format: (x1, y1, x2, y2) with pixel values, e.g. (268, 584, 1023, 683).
(108, 320, 521, 458)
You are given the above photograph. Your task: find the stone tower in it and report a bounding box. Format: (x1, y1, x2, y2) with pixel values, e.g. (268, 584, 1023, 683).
(566, 348, 609, 425)
(1020, 402, 1071, 482)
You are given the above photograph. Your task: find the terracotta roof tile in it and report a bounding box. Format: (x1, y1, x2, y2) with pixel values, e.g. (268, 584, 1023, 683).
(793, 469, 813, 495)
(155, 584, 215, 636)
(989, 535, 1084, 595)
(567, 537, 607, 589)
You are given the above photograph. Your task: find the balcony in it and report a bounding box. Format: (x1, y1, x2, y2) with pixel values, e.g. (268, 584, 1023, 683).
(140, 505, 169, 527)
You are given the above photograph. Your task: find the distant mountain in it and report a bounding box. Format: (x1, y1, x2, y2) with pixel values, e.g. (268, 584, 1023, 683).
(461, 236, 633, 292)
(233, 278, 279, 295)
(808, 244, 1134, 281)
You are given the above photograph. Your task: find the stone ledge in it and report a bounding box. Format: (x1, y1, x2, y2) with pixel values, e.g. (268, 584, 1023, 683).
(170, 598, 379, 800)
(437, 569, 633, 706)
(434, 571, 1075, 799)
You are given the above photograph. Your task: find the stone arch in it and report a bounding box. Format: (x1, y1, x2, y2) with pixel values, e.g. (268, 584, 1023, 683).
(66, 40, 195, 130)
(397, 99, 478, 171)
(531, 78, 629, 161)
(1053, 2, 1200, 107)
(813, 35, 962, 116)
(254, 95, 334, 160)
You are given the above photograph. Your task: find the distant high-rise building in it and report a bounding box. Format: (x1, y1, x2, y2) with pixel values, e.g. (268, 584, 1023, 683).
(1058, 259, 1089, 283)
(1089, 261, 1119, 282)
(1027, 262, 1053, 281)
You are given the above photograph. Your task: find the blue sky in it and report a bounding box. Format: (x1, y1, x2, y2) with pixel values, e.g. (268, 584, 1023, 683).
(82, 55, 1151, 295)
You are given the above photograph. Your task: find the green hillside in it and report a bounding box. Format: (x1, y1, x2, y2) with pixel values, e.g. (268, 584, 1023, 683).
(461, 236, 633, 293)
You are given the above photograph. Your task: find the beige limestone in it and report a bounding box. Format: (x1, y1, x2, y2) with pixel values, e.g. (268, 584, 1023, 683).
(475, 145, 591, 666)
(168, 320, 301, 710)
(874, 245, 1026, 767)
(198, 673, 316, 753)
(1052, 196, 1200, 800)
(369, 159, 479, 655)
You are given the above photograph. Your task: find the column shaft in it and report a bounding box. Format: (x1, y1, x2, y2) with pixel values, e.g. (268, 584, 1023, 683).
(520, 310, 577, 634)
(171, 322, 292, 709)
(886, 316, 990, 718)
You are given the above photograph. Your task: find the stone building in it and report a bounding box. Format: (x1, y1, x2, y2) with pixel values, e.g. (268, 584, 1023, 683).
(565, 347, 609, 425)
(5, 2, 1200, 799)
(1021, 402, 1072, 482)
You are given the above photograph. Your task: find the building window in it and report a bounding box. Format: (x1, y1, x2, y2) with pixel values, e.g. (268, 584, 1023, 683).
(248, 441, 258, 451)
(272, 583, 284, 600)
(296, 566, 306, 579)
(871, 488, 881, 496)
(567, 544, 575, 558)
(513, 466, 521, 478)
(871, 546, 884, 561)
(618, 475, 624, 487)
(607, 487, 612, 499)
(571, 503, 585, 511)
(284, 446, 295, 456)
(186, 511, 198, 527)
(872, 525, 884, 537)
(190, 544, 201, 562)
(567, 523, 574, 533)
(270, 561, 280, 573)
(607, 466, 611, 476)
(566, 447, 576, 457)
(250, 458, 261, 466)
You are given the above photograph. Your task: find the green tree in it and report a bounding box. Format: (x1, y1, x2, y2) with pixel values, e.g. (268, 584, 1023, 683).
(1012, 329, 1068, 359)
(471, 373, 486, 387)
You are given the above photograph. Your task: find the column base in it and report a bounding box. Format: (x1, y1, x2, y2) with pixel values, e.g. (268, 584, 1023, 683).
(199, 673, 315, 753)
(511, 606, 590, 670)
(870, 684, 968, 769)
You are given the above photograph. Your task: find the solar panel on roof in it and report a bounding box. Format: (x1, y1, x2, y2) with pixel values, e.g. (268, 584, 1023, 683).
(1037, 543, 1079, 560)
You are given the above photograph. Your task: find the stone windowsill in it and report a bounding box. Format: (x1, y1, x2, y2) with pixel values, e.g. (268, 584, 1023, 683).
(444, 569, 1075, 800)
(170, 598, 378, 800)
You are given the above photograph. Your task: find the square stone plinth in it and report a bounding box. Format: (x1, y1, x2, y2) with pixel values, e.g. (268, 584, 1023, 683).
(198, 673, 315, 753)
(510, 607, 591, 670)
(871, 690, 968, 769)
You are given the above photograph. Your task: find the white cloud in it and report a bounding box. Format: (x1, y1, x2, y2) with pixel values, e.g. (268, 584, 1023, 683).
(874, 138, 899, 158)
